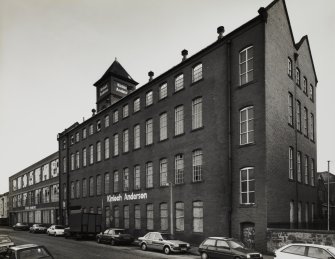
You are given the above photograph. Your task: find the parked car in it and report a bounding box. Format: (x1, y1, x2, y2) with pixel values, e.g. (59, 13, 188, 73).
(274, 243, 335, 259)
(47, 225, 65, 236)
(0, 244, 54, 259)
(12, 223, 29, 231)
(96, 228, 134, 245)
(198, 237, 263, 259)
(29, 224, 47, 234)
(0, 235, 14, 255)
(138, 232, 190, 255)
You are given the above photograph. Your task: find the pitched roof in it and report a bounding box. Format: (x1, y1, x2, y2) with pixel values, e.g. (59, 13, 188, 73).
(93, 59, 138, 86)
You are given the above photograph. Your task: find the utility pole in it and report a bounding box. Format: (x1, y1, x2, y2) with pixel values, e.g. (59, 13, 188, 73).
(328, 160, 331, 231)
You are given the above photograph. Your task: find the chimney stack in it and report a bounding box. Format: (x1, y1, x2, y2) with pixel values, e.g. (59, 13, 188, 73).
(217, 26, 225, 39)
(181, 49, 188, 61)
(148, 71, 154, 81)
(92, 109, 96, 116)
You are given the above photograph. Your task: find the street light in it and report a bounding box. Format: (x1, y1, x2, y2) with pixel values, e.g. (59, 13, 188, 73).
(327, 161, 335, 231)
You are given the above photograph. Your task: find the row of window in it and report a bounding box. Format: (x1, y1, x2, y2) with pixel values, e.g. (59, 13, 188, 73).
(288, 93, 315, 141)
(288, 147, 315, 186)
(289, 201, 315, 225)
(83, 201, 204, 233)
(67, 150, 203, 200)
(12, 184, 59, 208)
(287, 57, 314, 102)
(12, 159, 59, 192)
(15, 209, 56, 225)
(66, 64, 204, 148)
(65, 98, 203, 172)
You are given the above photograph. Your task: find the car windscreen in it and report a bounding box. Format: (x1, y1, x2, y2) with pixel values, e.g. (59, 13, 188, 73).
(0, 236, 12, 243)
(55, 226, 64, 229)
(328, 247, 335, 256)
(161, 234, 174, 240)
(227, 240, 245, 249)
(114, 230, 125, 235)
(18, 247, 52, 259)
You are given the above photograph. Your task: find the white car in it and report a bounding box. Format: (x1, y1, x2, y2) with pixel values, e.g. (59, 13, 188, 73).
(275, 243, 335, 259)
(47, 225, 65, 236)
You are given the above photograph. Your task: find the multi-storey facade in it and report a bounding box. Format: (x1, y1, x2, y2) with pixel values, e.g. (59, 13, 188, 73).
(8, 152, 59, 226)
(58, 0, 317, 250)
(0, 192, 9, 219)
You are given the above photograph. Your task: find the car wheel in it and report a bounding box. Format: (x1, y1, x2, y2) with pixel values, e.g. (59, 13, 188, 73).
(54, 232, 57, 237)
(141, 243, 147, 251)
(163, 246, 171, 255)
(110, 239, 115, 246)
(201, 252, 209, 259)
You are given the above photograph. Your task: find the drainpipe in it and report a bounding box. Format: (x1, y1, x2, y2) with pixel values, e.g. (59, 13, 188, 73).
(294, 53, 299, 228)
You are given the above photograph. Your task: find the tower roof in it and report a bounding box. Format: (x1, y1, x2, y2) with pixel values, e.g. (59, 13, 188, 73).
(93, 59, 138, 87)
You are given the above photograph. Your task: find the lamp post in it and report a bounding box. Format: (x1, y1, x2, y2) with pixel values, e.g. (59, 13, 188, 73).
(167, 182, 174, 235)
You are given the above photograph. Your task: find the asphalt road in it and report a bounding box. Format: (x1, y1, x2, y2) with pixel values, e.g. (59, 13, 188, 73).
(0, 227, 198, 259)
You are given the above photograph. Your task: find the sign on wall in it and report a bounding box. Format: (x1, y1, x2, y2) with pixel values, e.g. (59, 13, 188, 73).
(107, 192, 147, 203)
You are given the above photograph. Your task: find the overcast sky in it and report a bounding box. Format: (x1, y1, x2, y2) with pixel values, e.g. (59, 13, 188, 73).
(0, 0, 334, 193)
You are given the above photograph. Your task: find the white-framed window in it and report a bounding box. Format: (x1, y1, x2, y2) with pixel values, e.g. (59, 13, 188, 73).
(146, 162, 153, 188)
(105, 115, 110, 127)
(76, 180, 80, 198)
(240, 167, 255, 204)
(105, 206, 110, 228)
(303, 107, 308, 136)
(82, 148, 87, 167)
(192, 97, 203, 129)
(113, 110, 119, 123)
(135, 205, 141, 229)
(133, 98, 140, 113)
(124, 205, 129, 229)
(159, 113, 167, 141)
(75, 132, 79, 142)
(193, 201, 203, 232)
(297, 151, 302, 182)
(175, 74, 184, 92)
(96, 141, 101, 162)
(159, 83, 167, 100)
(159, 203, 168, 231)
(146, 91, 153, 106)
(89, 177, 94, 196)
(89, 145, 94, 164)
(193, 149, 203, 182)
(174, 105, 184, 136)
(123, 168, 129, 191)
(113, 171, 119, 193)
(104, 173, 110, 194)
(134, 165, 140, 190)
(290, 201, 294, 225)
(82, 178, 87, 197)
(145, 119, 153, 145)
(113, 134, 119, 156)
(296, 101, 301, 131)
(70, 154, 75, 171)
(96, 174, 102, 195)
(160, 158, 168, 186)
(288, 93, 293, 126)
(310, 159, 315, 186)
(70, 135, 74, 145)
(76, 151, 80, 169)
(146, 204, 154, 230)
(303, 77, 308, 94)
(289, 147, 294, 180)
(175, 202, 184, 231)
(240, 106, 254, 145)
(123, 129, 129, 153)
(104, 138, 110, 159)
(97, 120, 101, 132)
(122, 104, 129, 118)
(296, 68, 300, 86)
(82, 128, 87, 139)
(134, 124, 140, 149)
(287, 57, 292, 77)
(192, 63, 203, 83)
(309, 84, 314, 102)
(175, 154, 184, 184)
(89, 124, 93, 135)
(114, 206, 119, 228)
(310, 113, 314, 141)
(239, 46, 253, 85)
(304, 155, 309, 184)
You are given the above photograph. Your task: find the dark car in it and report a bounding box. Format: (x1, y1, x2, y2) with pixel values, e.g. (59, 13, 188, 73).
(198, 237, 263, 259)
(0, 235, 15, 255)
(12, 223, 29, 231)
(96, 228, 134, 246)
(29, 224, 47, 234)
(0, 244, 54, 259)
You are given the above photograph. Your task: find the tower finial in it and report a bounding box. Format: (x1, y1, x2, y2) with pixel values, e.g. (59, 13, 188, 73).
(115, 57, 117, 61)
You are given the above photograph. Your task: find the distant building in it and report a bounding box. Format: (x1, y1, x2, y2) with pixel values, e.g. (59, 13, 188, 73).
(0, 192, 9, 225)
(8, 152, 59, 226)
(57, 0, 317, 251)
(317, 171, 335, 229)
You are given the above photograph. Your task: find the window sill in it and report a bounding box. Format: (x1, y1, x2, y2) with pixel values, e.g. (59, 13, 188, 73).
(158, 138, 169, 143)
(191, 78, 204, 86)
(192, 180, 204, 184)
(174, 182, 185, 186)
(158, 96, 167, 102)
(112, 154, 119, 158)
(145, 103, 153, 109)
(239, 143, 255, 148)
(191, 126, 204, 133)
(133, 147, 141, 151)
(239, 203, 256, 208)
(133, 110, 140, 115)
(145, 187, 154, 190)
(122, 151, 130, 155)
(159, 184, 169, 188)
(173, 87, 185, 95)
(173, 133, 185, 139)
(145, 143, 154, 148)
(288, 178, 295, 182)
(288, 123, 294, 129)
(237, 80, 256, 89)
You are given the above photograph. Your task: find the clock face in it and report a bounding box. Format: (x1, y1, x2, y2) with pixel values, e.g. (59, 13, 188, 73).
(100, 84, 109, 96)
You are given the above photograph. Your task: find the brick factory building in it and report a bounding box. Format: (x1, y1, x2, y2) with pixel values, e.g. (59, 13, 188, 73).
(58, 0, 317, 250)
(8, 152, 59, 226)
